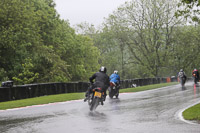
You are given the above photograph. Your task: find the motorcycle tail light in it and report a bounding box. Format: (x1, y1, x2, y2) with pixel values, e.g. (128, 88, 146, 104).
(97, 87, 102, 90)
(110, 82, 115, 86)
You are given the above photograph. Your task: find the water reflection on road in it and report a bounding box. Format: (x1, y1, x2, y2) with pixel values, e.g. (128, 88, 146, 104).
(0, 82, 200, 133)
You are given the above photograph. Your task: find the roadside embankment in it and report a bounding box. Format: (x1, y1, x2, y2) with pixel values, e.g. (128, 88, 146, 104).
(0, 82, 178, 110)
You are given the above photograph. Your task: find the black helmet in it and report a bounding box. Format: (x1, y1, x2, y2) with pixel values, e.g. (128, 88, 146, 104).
(99, 66, 107, 73)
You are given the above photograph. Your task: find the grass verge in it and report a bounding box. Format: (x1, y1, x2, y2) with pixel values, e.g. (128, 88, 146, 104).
(120, 82, 178, 93)
(183, 104, 200, 122)
(0, 82, 178, 110)
(0, 93, 85, 110)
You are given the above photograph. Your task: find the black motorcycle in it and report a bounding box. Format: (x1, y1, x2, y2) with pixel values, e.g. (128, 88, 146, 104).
(179, 76, 186, 87)
(108, 82, 119, 99)
(87, 87, 104, 111)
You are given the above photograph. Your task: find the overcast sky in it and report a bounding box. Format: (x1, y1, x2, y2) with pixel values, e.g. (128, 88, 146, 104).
(54, 0, 131, 27)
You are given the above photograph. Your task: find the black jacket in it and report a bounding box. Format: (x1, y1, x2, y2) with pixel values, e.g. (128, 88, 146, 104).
(89, 72, 110, 91)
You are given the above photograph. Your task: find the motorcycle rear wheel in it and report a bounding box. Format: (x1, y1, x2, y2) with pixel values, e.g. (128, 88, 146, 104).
(115, 91, 119, 98)
(109, 91, 113, 99)
(89, 97, 99, 111)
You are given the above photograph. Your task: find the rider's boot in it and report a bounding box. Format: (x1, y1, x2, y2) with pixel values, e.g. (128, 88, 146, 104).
(84, 97, 88, 102)
(101, 100, 104, 105)
(103, 93, 107, 101)
(84, 91, 89, 102)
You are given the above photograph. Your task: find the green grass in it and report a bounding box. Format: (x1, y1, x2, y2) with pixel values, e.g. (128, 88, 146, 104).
(119, 82, 178, 93)
(183, 104, 200, 122)
(0, 93, 85, 110)
(0, 82, 178, 110)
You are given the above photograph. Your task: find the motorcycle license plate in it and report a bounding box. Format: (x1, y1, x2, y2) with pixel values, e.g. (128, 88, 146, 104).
(94, 91, 101, 98)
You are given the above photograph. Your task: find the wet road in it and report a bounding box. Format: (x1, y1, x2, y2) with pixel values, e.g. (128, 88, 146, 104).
(0, 82, 200, 133)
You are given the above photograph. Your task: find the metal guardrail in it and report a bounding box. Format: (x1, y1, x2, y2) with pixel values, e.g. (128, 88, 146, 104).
(0, 77, 177, 102)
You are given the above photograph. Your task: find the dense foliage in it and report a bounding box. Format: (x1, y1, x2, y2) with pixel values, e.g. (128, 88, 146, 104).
(76, 0, 200, 79)
(177, 0, 200, 23)
(0, 0, 100, 84)
(1, 0, 200, 84)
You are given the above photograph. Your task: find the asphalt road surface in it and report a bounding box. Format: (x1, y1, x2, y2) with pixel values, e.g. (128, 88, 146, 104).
(0, 82, 200, 133)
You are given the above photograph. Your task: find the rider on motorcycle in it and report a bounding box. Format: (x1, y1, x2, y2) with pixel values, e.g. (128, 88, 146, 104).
(192, 68, 199, 84)
(177, 69, 187, 85)
(109, 70, 120, 89)
(84, 66, 110, 102)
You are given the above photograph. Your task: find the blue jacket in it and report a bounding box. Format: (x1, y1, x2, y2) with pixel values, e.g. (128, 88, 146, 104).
(109, 73, 120, 84)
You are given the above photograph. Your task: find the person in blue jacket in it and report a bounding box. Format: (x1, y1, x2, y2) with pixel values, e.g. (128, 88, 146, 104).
(109, 70, 120, 88)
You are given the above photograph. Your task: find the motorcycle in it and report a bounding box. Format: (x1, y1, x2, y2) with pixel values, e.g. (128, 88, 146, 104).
(108, 82, 119, 99)
(179, 76, 186, 87)
(193, 74, 199, 84)
(87, 87, 104, 111)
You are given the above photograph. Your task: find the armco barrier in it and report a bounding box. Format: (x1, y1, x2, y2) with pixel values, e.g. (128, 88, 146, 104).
(0, 77, 177, 102)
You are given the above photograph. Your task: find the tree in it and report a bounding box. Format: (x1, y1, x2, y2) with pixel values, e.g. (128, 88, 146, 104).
(75, 21, 129, 77)
(0, 68, 9, 82)
(0, 0, 100, 83)
(104, 0, 183, 77)
(176, 0, 200, 24)
(13, 58, 39, 84)
(172, 25, 200, 75)
(100, 22, 130, 78)
(0, 0, 40, 79)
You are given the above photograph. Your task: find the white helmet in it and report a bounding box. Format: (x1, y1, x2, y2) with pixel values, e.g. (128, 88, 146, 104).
(99, 66, 107, 73)
(114, 70, 118, 74)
